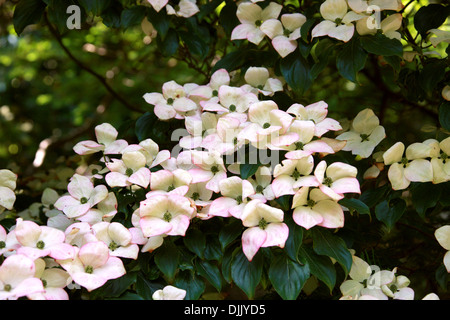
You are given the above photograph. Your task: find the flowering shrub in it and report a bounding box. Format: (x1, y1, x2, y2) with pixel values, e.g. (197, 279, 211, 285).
(1, 0, 449, 300)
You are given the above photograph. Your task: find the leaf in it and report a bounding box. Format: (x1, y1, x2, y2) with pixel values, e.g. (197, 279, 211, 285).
(121, 6, 146, 29)
(154, 241, 180, 281)
(336, 38, 367, 83)
(184, 228, 206, 259)
(338, 197, 370, 216)
(311, 38, 335, 80)
(13, 0, 47, 35)
(101, 2, 122, 28)
(375, 198, 406, 231)
(47, 0, 80, 33)
(268, 253, 310, 300)
(311, 228, 352, 276)
(212, 50, 247, 73)
(219, 219, 243, 250)
(360, 33, 403, 57)
(414, 4, 450, 38)
(204, 236, 223, 261)
(280, 51, 312, 95)
(196, 260, 223, 292)
(231, 250, 263, 299)
(419, 60, 447, 94)
(439, 101, 450, 131)
(284, 215, 304, 263)
(174, 270, 206, 300)
(78, 0, 111, 15)
(410, 182, 443, 218)
(240, 163, 260, 179)
(146, 7, 170, 38)
(179, 31, 209, 59)
(275, 195, 291, 211)
(135, 274, 163, 300)
(90, 272, 137, 299)
(298, 246, 336, 292)
(157, 28, 179, 56)
(219, 0, 240, 36)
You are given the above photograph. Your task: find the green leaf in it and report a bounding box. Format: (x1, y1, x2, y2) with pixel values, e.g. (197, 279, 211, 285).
(47, 0, 80, 33)
(78, 0, 111, 15)
(360, 33, 403, 57)
(280, 51, 312, 95)
(419, 60, 447, 94)
(154, 241, 180, 281)
(311, 38, 335, 80)
(284, 215, 304, 263)
(204, 236, 223, 261)
(338, 197, 370, 215)
(269, 253, 310, 300)
(411, 182, 443, 218)
(219, 219, 243, 250)
(275, 195, 291, 211)
(336, 38, 367, 83)
(311, 228, 352, 276)
(121, 6, 146, 29)
(196, 260, 223, 292)
(174, 270, 206, 300)
(101, 2, 122, 28)
(219, 1, 240, 36)
(184, 228, 206, 259)
(135, 274, 163, 300)
(240, 163, 260, 179)
(231, 250, 263, 299)
(414, 4, 450, 38)
(439, 101, 450, 131)
(157, 29, 179, 56)
(179, 31, 209, 59)
(146, 7, 170, 38)
(212, 49, 247, 73)
(13, 0, 47, 35)
(298, 246, 336, 292)
(91, 272, 137, 299)
(375, 198, 406, 231)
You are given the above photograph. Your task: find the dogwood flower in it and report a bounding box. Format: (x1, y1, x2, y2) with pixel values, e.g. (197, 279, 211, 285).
(144, 80, 198, 120)
(179, 112, 219, 150)
(428, 29, 450, 47)
(242, 67, 283, 96)
(247, 166, 275, 201)
(152, 285, 186, 300)
(291, 187, 344, 229)
(209, 176, 255, 219)
(201, 116, 246, 155)
(426, 137, 450, 184)
(139, 138, 171, 169)
(380, 271, 414, 300)
(356, 13, 403, 40)
(92, 222, 139, 260)
(188, 68, 230, 101)
(311, 0, 364, 42)
(272, 155, 316, 197)
(336, 108, 386, 159)
(147, 0, 168, 12)
(383, 141, 434, 190)
(189, 150, 228, 193)
(57, 241, 126, 292)
(73, 123, 128, 155)
(166, 0, 200, 18)
(14, 218, 75, 261)
(260, 13, 307, 57)
(347, 0, 404, 13)
(0, 169, 16, 213)
(240, 199, 289, 261)
(29, 258, 71, 300)
(54, 174, 109, 218)
(139, 194, 195, 237)
(231, 2, 283, 45)
(77, 192, 118, 225)
(435, 225, 450, 272)
(0, 254, 44, 300)
(149, 168, 192, 196)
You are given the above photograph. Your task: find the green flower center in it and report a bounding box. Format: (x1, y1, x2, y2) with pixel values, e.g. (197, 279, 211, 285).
(167, 98, 174, 105)
(307, 199, 316, 208)
(441, 152, 448, 163)
(211, 165, 219, 174)
(4, 284, 11, 292)
(335, 18, 342, 25)
(236, 195, 243, 204)
(167, 185, 175, 192)
(255, 20, 263, 27)
(192, 192, 200, 201)
(233, 137, 238, 145)
(42, 279, 47, 288)
(108, 241, 119, 251)
(360, 134, 370, 142)
(85, 265, 94, 274)
(229, 104, 237, 112)
(125, 168, 134, 177)
(256, 185, 264, 193)
(36, 240, 45, 249)
(163, 212, 172, 222)
(292, 168, 301, 181)
(295, 142, 304, 150)
(0, 241, 5, 249)
(80, 197, 88, 204)
(212, 90, 218, 97)
(263, 122, 271, 129)
(323, 177, 333, 187)
(258, 217, 268, 230)
(400, 157, 408, 167)
(92, 168, 99, 175)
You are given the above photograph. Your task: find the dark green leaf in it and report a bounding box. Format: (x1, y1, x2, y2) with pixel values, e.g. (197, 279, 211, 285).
(135, 274, 163, 300)
(121, 6, 146, 29)
(280, 51, 312, 95)
(411, 182, 443, 218)
(375, 198, 406, 230)
(219, 1, 240, 36)
(231, 250, 263, 299)
(157, 28, 179, 56)
(269, 253, 310, 300)
(275, 195, 291, 211)
(240, 163, 260, 179)
(414, 4, 450, 38)
(311, 228, 352, 276)
(338, 197, 370, 215)
(298, 246, 336, 292)
(13, 0, 47, 35)
(204, 236, 222, 261)
(154, 241, 180, 281)
(439, 101, 450, 131)
(435, 264, 450, 290)
(219, 219, 244, 250)
(196, 260, 223, 292)
(336, 38, 367, 83)
(47, 0, 79, 33)
(212, 50, 247, 73)
(184, 228, 206, 259)
(78, 0, 111, 15)
(101, 2, 122, 28)
(419, 60, 447, 94)
(146, 7, 170, 38)
(91, 272, 137, 299)
(174, 270, 206, 300)
(284, 215, 304, 263)
(311, 38, 335, 80)
(179, 31, 209, 59)
(360, 33, 403, 57)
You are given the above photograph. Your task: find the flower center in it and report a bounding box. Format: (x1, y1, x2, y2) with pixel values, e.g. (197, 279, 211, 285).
(36, 240, 45, 249)
(167, 98, 174, 105)
(263, 122, 271, 129)
(256, 185, 264, 193)
(163, 212, 172, 222)
(283, 28, 291, 37)
(400, 157, 408, 168)
(212, 89, 218, 97)
(360, 134, 370, 142)
(0, 241, 5, 249)
(80, 197, 88, 204)
(42, 279, 47, 288)
(335, 18, 343, 25)
(292, 168, 301, 181)
(233, 137, 238, 145)
(4, 284, 11, 292)
(167, 185, 175, 192)
(85, 266, 94, 274)
(211, 165, 219, 174)
(258, 217, 268, 230)
(323, 177, 333, 187)
(229, 104, 237, 112)
(92, 168, 99, 175)
(192, 192, 200, 201)
(441, 152, 448, 163)
(307, 199, 316, 208)
(125, 168, 134, 177)
(108, 241, 119, 251)
(255, 19, 263, 27)
(295, 142, 304, 150)
(236, 195, 243, 204)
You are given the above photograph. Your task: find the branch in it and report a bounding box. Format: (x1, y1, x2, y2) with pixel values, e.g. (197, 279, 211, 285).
(43, 12, 144, 113)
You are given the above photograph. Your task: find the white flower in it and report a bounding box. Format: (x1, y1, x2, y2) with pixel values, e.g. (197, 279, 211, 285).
(0, 169, 17, 213)
(243, 67, 283, 96)
(435, 225, 450, 273)
(166, 0, 199, 18)
(152, 285, 186, 300)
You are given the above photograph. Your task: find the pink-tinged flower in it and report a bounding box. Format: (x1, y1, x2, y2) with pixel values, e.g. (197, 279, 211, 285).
(139, 138, 171, 169)
(231, 2, 283, 45)
(188, 68, 231, 102)
(0, 254, 44, 300)
(139, 194, 195, 237)
(435, 225, 450, 272)
(272, 120, 335, 159)
(261, 13, 307, 57)
(29, 258, 71, 300)
(241, 199, 289, 261)
(153, 285, 186, 300)
(147, 0, 168, 12)
(0, 225, 21, 257)
(92, 222, 139, 260)
(209, 176, 255, 219)
(286, 101, 342, 137)
(57, 241, 126, 292)
(105, 147, 151, 189)
(347, 0, 404, 13)
(143, 80, 198, 120)
(77, 192, 118, 225)
(248, 166, 275, 201)
(179, 112, 219, 150)
(54, 174, 109, 219)
(242, 67, 283, 96)
(201, 116, 246, 155)
(14, 218, 75, 261)
(311, 0, 364, 42)
(185, 182, 213, 208)
(130, 208, 166, 253)
(309, 160, 361, 201)
(356, 13, 403, 40)
(148, 169, 192, 196)
(291, 187, 344, 229)
(166, 0, 200, 18)
(336, 108, 385, 159)
(189, 151, 227, 193)
(426, 137, 450, 184)
(73, 123, 128, 155)
(0, 169, 17, 212)
(272, 155, 316, 197)
(383, 141, 434, 190)
(161, 150, 195, 171)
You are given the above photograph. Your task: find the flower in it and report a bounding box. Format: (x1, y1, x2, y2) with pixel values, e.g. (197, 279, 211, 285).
(435, 225, 450, 272)
(0, 169, 16, 213)
(261, 13, 307, 57)
(73, 123, 128, 155)
(231, 2, 283, 45)
(427, 137, 450, 184)
(311, 0, 364, 42)
(29, 258, 71, 300)
(153, 285, 186, 300)
(189, 150, 228, 193)
(247, 166, 275, 201)
(356, 13, 403, 40)
(57, 241, 126, 292)
(179, 112, 219, 150)
(139, 194, 195, 237)
(427, 29, 450, 47)
(54, 174, 109, 219)
(0, 254, 44, 300)
(91, 222, 139, 260)
(242, 67, 283, 96)
(147, 0, 168, 12)
(383, 141, 434, 190)
(77, 192, 118, 225)
(272, 156, 316, 197)
(166, 0, 200, 18)
(240, 199, 289, 261)
(149, 168, 192, 196)
(201, 115, 246, 155)
(291, 187, 344, 229)
(336, 108, 386, 159)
